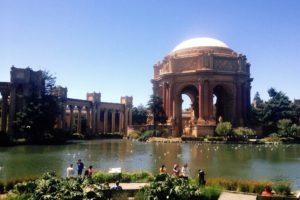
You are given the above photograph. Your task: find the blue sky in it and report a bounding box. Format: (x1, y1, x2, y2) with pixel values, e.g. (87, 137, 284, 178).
(1, 0, 300, 107)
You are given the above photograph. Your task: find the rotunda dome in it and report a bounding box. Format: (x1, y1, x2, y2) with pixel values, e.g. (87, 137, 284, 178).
(172, 37, 229, 52)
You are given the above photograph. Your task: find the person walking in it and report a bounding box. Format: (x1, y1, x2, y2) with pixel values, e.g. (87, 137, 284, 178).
(181, 163, 190, 180)
(77, 159, 84, 176)
(66, 164, 74, 178)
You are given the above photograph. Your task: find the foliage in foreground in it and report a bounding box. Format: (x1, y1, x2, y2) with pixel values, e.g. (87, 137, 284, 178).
(141, 173, 222, 200)
(8, 172, 110, 200)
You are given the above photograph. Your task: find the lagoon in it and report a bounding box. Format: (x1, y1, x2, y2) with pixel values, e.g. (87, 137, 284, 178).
(0, 139, 299, 189)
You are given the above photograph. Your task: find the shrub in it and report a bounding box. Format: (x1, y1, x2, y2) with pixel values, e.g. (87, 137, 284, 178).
(72, 132, 85, 140)
(215, 122, 232, 136)
(92, 171, 154, 183)
(0, 131, 12, 146)
(233, 127, 256, 136)
(206, 178, 274, 194)
(128, 130, 141, 140)
(0, 181, 4, 194)
(143, 174, 222, 200)
(138, 130, 156, 141)
(273, 182, 291, 195)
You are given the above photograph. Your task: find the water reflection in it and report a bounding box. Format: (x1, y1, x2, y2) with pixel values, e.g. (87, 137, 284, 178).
(0, 140, 300, 189)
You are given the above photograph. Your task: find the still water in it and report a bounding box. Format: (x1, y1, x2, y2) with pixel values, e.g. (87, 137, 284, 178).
(0, 139, 300, 189)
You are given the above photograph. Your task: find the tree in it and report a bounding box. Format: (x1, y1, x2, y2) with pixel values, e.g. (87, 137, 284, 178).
(263, 88, 299, 125)
(14, 70, 61, 143)
(147, 95, 167, 130)
(132, 104, 148, 125)
(252, 92, 265, 124)
(277, 119, 293, 137)
(215, 122, 232, 136)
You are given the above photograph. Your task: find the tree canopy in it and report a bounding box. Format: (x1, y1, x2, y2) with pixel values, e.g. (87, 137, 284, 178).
(252, 88, 300, 135)
(147, 95, 167, 127)
(132, 104, 148, 125)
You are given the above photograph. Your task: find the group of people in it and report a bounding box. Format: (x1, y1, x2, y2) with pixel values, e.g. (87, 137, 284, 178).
(66, 159, 93, 178)
(159, 164, 206, 185)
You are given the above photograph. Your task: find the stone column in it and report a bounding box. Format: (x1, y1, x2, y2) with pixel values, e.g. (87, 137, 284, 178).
(8, 85, 16, 135)
(111, 110, 115, 133)
(124, 108, 128, 135)
(69, 105, 74, 132)
(169, 83, 173, 118)
(97, 105, 101, 133)
(165, 85, 169, 117)
(1, 92, 9, 132)
(235, 82, 242, 124)
(77, 106, 82, 133)
(129, 108, 132, 126)
(61, 104, 67, 130)
(104, 109, 108, 134)
(208, 84, 214, 121)
(119, 111, 123, 133)
(91, 106, 96, 134)
(86, 107, 91, 129)
(198, 81, 204, 124)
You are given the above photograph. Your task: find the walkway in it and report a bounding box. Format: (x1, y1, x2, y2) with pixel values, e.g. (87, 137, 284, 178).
(108, 182, 148, 190)
(218, 191, 257, 200)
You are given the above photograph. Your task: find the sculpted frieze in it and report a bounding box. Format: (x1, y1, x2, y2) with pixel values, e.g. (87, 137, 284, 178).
(214, 58, 238, 72)
(173, 58, 198, 72)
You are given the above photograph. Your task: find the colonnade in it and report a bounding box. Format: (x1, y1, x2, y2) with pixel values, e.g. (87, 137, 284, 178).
(60, 102, 132, 135)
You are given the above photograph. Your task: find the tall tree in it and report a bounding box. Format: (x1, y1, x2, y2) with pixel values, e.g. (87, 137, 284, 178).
(252, 88, 300, 135)
(132, 104, 148, 125)
(147, 95, 167, 129)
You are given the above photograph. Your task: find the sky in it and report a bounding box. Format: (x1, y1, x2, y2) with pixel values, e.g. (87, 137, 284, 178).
(1, 0, 300, 107)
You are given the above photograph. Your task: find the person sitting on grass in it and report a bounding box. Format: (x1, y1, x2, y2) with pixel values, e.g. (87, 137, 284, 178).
(261, 186, 272, 196)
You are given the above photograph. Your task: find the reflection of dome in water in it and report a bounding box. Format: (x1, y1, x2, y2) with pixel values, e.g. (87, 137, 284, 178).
(172, 37, 229, 52)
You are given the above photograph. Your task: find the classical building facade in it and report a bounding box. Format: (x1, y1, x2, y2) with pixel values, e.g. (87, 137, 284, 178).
(0, 67, 132, 136)
(152, 38, 252, 137)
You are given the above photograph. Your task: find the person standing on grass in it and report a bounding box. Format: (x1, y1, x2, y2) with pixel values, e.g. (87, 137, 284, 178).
(77, 159, 84, 176)
(198, 169, 206, 186)
(66, 164, 74, 178)
(172, 164, 180, 177)
(159, 164, 167, 174)
(181, 163, 190, 180)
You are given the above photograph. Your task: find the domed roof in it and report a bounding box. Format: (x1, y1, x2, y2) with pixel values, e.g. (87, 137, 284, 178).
(172, 37, 229, 52)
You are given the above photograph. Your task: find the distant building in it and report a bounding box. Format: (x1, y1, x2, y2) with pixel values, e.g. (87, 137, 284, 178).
(0, 67, 132, 136)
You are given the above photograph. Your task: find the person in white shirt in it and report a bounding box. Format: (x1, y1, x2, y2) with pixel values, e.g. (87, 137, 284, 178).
(66, 164, 75, 178)
(181, 163, 190, 180)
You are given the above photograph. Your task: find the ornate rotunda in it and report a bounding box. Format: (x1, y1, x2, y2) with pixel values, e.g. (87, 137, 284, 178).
(152, 37, 252, 137)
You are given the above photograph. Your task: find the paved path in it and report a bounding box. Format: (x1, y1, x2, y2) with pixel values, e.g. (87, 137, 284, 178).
(108, 182, 149, 190)
(218, 191, 257, 200)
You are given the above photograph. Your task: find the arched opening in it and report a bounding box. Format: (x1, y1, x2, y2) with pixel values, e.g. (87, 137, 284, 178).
(213, 85, 233, 123)
(179, 85, 199, 136)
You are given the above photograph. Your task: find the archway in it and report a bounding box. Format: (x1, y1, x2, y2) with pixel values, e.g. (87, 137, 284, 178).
(213, 85, 234, 123)
(179, 85, 199, 136)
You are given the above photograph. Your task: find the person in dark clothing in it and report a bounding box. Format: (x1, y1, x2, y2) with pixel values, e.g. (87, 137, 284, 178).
(77, 159, 84, 176)
(198, 169, 206, 186)
(112, 181, 122, 190)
